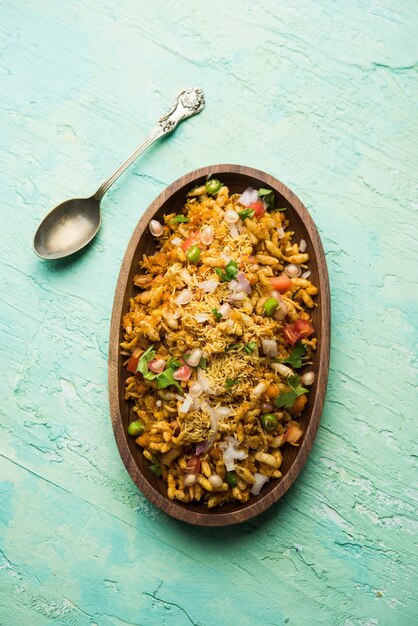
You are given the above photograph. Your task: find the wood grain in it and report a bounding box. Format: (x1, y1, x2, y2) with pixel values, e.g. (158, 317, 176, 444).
(108, 165, 331, 525)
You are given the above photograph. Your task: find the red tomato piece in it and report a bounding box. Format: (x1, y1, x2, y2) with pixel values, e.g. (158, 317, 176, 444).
(181, 231, 201, 251)
(270, 275, 292, 294)
(186, 455, 201, 475)
(126, 356, 139, 373)
(283, 325, 301, 346)
(249, 200, 266, 218)
(293, 319, 314, 338)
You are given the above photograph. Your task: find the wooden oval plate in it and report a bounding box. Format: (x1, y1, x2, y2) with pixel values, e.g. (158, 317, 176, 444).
(108, 165, 330, 526)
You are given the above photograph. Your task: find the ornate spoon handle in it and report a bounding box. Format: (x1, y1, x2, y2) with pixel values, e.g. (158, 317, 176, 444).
(95, 88, 205, 201)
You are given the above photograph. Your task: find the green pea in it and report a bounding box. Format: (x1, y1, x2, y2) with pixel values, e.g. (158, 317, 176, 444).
(186, 245, 201, 263)
(225, 472, 237, 487)
(205, 178, 222, 195)
(127, 420, 144, 437)
(263, 297, 278, 317)
(261, 413, 278, 432)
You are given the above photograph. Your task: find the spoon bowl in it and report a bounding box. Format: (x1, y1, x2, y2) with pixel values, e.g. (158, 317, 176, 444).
(33, 197, 100, 260)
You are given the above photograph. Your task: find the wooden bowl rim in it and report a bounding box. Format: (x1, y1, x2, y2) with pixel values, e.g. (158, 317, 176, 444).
(108, 164, 330, 526)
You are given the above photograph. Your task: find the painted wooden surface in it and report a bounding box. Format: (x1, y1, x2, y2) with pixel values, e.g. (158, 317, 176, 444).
(0, 1, 417, 624)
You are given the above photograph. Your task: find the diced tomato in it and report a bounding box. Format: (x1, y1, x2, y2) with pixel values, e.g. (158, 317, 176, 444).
(126, 356, 139, 373)
(270, 275, 292, 294)
(181, 231, 200, 251)
(283, 325, 301, 346)
(249, 200, 266, 218)
(293, 318, 314, 338)
(186, 455, 201, 474)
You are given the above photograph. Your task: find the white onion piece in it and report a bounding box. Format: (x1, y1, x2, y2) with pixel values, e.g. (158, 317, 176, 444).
(301, 371, 315, 386)
(197, 369, 214, 394)
(271, 293, 288, 321)
(175, 289, 193, 306)
(228, 222, 240, 239)
(229, 272, 251, 294)
(229, 291, 246, 302)
(219, 303, 231, 318)
(208, 474, 223, 488)
(200, 225, 213, 245)
(277, 227, 285, 239)
(171, 237, 182, 247)
(195, 313, 209, 323)
(261, 338, 278, 357)
(149, 220, 163, 237)
(271, 363, 293, 377)
(184, 473, 197, 487)
(198, 280, 218, 293)
(224, 208, 239, 224)
(251, 473, 269, 496)
(179, 394, 193, 413)
(299, 239, 307, 252)
(179, 269, 194, 287)
(238, 187, 259, 207)
(217, 406, 234, 419)
(156, 400, 162, 407)
(148, 359, 166, 373)
(189, 382, 203, 397)
(285, 264, 302, 278)
(185, 349, 202, 367)
(222, 438, 248, 471)
(301, 270, 311, 279)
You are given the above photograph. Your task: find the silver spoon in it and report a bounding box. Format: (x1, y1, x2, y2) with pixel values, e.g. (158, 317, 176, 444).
(33, 88, 205, 260)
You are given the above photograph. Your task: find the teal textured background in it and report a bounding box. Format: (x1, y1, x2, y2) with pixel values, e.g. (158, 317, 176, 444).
(1, 1, 417, 625)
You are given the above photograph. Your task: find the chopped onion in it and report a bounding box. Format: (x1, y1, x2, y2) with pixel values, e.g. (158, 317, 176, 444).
(209, 474, 223, 488)
(219, 303, 231, 318)
(171, 237, 182, 247)
(148, 358, 166, 373)
(230, 272, 251, 294)
(251, 473, 269, 496)
(216, 406, 234, 419)
(179, 394, 193, 413)
(271, 362, 293, 377)
(222, 438, 248, 471)
(301, 371, 315, 386)
(179, 269, 194, 287)
(198, 279, 218, 293)
(173, 365, 192, 381)
(228, 292, 246, 302)
(195, 442, 206, 455)
(175, 288, 193, 306)
(224, 208, 239, 224)
(261, 338, 278, 357)
(195, 313, 209, 323)
(238, 187, 259, 207)
(156, 399, 162, 407)
(261, 402, 273, 412)
(285, 264, 302, 278)
(197, 369, 214, 394)
(220, 247, 232, 263)
(301, 270, 311, 279)
(299, 239, 307, 253)
(184, 473, 197, 487)
(149, 219, 163, 237)
(228, 223, 240, 239)
(189, 382, 203, 398)
(277, 227, 285, 239)
(200, 225, 213, 245)
(274, 298, 288, 321)
(185, 349, 202, 367)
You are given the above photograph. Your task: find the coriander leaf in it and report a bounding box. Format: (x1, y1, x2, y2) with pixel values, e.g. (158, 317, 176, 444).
(170, 215, 189, 224)
(275, 374, 308, 409)
(244, 341, 257, 354)
(166, 357, 181, 369)
(225, 378, 239, 391)
(258, 188, 275, 210)
(212, 308, 222, 321)
(136, 345, 158, 380)
(238, 208, 255, 221)
(149, 454, 162, 477)
(198, 357, 207, 369)
(156, 367, 182, 393)
(277, 342, 307, 369)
